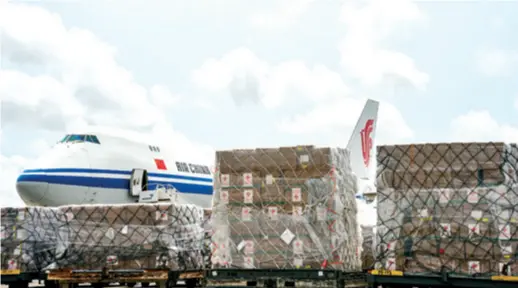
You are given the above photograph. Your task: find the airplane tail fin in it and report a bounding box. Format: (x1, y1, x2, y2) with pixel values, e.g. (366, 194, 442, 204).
(346, 99, 379, 181)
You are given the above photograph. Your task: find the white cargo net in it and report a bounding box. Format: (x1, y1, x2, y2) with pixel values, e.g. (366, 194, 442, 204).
(210, 146, 361, 271)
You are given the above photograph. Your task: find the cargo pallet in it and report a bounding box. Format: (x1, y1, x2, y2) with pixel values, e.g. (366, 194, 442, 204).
(0, 270, 45, 288)
(45, 268, 170, 288)
(205, 269, 367, 288)
(366, 269, 518, 288)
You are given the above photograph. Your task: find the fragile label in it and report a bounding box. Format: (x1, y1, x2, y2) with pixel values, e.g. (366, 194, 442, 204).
(106, 255, 119, 265)
(242, 207, 252, 221)
(468, 261, 480, 274)
(7, 260, 17, 270)
(243, 256, 254, 269)
(293, 258, 304, 267)
(281, 229, 295, 245)
(386, 241, 396, 252)
(292, 188, 302, 202)
(268, 206, 279, 221)
(438, 189, 451, 204)
(293, 206, 303, 217)
(244, 240, 254, 255)
(440, 223, 451, 238)
(243, 189, 253, 204)
(266, 174, 274, 185)
(220, 190, 229, 204)
(293, 239, 304, 254)
(467, 189, 479, 203)
(156, 211, 168, 221)
(243, 173, 253, 186)
(499, 225, 511, 240)
(317, 206, 327, 221)
(468, 224, 480, 236)
(385, 258, 396, 270)
(220, 174, 230, 186)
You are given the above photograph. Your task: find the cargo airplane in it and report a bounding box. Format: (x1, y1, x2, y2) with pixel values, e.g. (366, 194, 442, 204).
(16, 100, 379, 208)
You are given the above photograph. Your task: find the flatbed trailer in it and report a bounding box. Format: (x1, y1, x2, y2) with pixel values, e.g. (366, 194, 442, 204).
(45, 268, 169, 288)
(366, 269, 518, 288)
(205, 269, 366, 288)
(0, 269, 45, 288)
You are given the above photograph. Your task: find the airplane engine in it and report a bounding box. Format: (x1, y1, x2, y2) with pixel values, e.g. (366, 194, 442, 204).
(129, 168, 148, 196)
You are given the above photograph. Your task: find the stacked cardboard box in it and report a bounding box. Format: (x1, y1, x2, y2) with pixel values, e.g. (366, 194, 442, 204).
(55, 203, 205, 270)
(376, 142, 518, 276)
(1, 207, 63, 272)
(361, 225, 375, 270)
(1, 203, 206, 272)
(211, 146, 360, 271)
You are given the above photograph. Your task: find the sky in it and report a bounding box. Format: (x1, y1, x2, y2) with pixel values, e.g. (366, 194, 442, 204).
(1, 0, 518, 224)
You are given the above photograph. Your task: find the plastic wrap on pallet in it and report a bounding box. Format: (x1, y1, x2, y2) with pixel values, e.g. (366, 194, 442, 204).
(1, 203, 207, 272)
(54, 203, 205, 270)
(361, 225, 375, 270)
(375, 142, 518, 276)
(1, 207, 64, 273)
(211, 146, 361, 271)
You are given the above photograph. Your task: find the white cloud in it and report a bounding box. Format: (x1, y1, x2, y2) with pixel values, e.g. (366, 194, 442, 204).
(192, 47, 350, 109)
(338, 0, 429, 89)
(0, 3, 213, 205)
(0, 155, 28, 207)
(475, 49, 518, 77)
(450, 110, 518, 142)
(250, 0, 315, 30)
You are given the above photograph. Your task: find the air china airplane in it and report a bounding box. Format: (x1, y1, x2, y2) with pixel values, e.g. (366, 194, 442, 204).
(16, 99, 379, 208)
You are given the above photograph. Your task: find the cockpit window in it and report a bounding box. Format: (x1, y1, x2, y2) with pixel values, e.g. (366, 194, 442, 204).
(60, 134, 101, 145)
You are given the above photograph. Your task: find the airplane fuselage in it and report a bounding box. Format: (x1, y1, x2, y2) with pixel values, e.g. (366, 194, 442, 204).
(16, 134, 214, 207)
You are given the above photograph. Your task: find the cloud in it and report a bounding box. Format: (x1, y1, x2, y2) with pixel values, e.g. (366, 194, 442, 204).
(475, 49, 518, 77)
(338, 0, 429, 89)
(0, 3, 213, 205)
(450, 110, 518, 142)
(0, 155, 28, 207)
(250, 0, 315, 30)
(277, 98, 413, 144)
(192, 47, 350, 109)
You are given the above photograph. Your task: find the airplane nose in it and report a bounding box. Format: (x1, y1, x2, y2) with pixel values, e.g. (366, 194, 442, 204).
(16, 174, 49, 206)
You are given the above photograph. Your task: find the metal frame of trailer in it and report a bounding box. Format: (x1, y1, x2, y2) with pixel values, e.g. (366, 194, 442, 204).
(0, 270, 45, 288)
(205, 269, 367, 288)
(366, 269, 518, 288)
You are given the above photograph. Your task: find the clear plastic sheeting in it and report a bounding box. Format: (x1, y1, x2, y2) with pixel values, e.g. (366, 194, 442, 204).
(210, 146, 361, 271)
(1, 203, 206, 272)
(1, 207, 63, 272)
(361, 225, 375, 270)
(375, 142, 518, 276)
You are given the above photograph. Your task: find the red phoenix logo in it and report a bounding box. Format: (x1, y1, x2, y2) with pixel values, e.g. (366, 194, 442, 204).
(360, 119, 374, 167)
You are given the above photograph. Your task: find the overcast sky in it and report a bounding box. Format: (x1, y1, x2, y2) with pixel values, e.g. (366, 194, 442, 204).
(1, 1, 518, 217)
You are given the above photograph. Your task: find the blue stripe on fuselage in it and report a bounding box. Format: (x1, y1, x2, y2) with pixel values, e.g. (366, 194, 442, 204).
(22, 168, 213, 183)
(18, 168, 213, 195)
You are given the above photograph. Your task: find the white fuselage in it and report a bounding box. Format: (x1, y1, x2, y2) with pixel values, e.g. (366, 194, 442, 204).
(16, 133, 213, 207)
